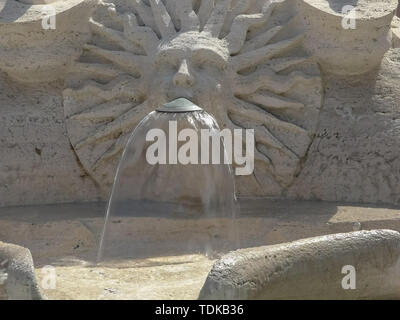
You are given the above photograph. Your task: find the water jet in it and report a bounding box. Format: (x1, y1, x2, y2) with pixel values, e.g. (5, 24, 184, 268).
(98, 98, 239, 268)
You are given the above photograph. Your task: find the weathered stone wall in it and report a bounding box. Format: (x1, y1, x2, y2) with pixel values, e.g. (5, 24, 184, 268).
(288, 49, 400, 204)
(0, 0, 399, 207)
(0, 74, 101, 206)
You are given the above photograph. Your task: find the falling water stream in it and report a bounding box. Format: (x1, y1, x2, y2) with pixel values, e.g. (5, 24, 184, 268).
(97, 98, 239, 264)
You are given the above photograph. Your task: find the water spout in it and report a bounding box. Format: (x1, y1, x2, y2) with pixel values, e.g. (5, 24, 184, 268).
(98, 98, 238, 263)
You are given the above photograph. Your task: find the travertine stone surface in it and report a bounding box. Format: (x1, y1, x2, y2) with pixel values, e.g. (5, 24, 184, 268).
(0, 0, 97, 83)
(63, 0, 322, 196)
(287, 48, 400, 204)
(1, 201, 400, 299)
(0, 73, 101, 206)
(297, 0, 397, 75)
(199, 230, 400, 300)
(393, 16, 400, 48)
(0, 241, 43, 300)
(0, 0, 399, 206)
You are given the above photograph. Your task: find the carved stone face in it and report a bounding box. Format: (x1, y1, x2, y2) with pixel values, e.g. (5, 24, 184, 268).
(63, 0, 323, 197)
(148, 32, 231, 107)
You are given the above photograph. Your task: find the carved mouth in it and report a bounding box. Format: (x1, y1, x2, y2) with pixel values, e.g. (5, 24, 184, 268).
(167, 88, 195, 103)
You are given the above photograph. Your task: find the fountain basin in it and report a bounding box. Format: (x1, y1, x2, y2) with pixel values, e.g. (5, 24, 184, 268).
(1, 200, 400, 299)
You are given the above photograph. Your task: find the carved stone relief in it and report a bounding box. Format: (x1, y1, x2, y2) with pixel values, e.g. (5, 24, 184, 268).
(0, 0, 399, 206)
(63, 0, 323, 196)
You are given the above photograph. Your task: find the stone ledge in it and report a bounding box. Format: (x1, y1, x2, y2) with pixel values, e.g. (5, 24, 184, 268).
(0, 200, 399, 264)
(199, 230, 400, 299)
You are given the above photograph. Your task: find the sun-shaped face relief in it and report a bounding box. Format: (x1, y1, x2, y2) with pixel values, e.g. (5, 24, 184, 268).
(63, 0, 323, 197)
(149, 31, 231, 106)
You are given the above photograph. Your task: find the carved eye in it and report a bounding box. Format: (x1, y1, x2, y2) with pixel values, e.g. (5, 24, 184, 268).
(191, 49, 228, 72)
(192, 57, 222, 72)
(193, 61, 205, 70)
(155, 50, 182, 71)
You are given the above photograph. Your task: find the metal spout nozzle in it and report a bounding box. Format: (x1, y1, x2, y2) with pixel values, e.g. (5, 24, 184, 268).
(156, 98, 203, 113)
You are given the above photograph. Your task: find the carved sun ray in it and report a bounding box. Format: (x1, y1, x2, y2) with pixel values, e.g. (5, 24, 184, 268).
(63, 0, 323, 196)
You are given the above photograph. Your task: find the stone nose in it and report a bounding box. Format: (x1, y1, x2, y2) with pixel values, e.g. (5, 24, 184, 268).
(173, 59, 195, 88)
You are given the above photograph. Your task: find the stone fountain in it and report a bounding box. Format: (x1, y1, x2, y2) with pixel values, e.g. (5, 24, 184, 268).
(0, 0, 400, 299)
